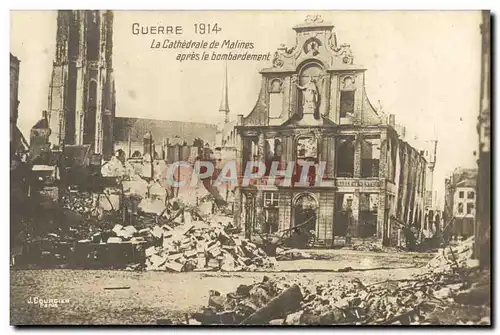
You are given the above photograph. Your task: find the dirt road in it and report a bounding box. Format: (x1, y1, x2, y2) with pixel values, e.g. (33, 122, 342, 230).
(10, 250, 433, 325)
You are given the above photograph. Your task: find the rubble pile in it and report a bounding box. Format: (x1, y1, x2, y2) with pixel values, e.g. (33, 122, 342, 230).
(143, 215, 277, 272)
(426, 236, 476, 273)
(351, 239, 384, 252)
(180, 238, 489, 325)
(16, 191, 277, 272)
(180, 276, 299, 325)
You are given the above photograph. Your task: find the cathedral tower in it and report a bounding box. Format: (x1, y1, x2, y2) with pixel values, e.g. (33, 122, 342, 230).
(47, 10, 116, 158)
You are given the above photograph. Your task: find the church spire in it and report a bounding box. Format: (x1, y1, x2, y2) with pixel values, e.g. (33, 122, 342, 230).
(219, 61, 230, 123)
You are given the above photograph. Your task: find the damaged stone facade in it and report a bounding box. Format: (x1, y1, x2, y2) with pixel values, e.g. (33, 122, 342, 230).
(47, 10, 116, 159)
(444, 167, 478, 239)
(233, 16, 428, 247)
(113, 116, 217, 161)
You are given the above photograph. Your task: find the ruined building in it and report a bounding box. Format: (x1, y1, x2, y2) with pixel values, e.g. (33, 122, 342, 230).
(232, 15, 429, 247)
(476, 11, 491, 268)
(444, 167, 478, 239)
(113, 117, 217, 161)
(46, 10, 116, 159)
(10, 53, 28, 156)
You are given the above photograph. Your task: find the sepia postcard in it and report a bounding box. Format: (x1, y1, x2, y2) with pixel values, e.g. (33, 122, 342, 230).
(9, 10, 491, 326)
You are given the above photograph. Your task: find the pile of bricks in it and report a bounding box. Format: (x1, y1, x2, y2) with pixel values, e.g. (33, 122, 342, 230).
(179, 238, 489, 325)
(144, 215, 277, 272)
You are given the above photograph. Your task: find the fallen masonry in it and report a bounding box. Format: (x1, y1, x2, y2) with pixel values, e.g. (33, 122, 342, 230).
(167, 237, 490, 325)
(13, 185, 279, 271)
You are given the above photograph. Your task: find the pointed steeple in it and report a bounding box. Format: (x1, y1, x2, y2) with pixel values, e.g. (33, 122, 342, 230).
(219, 61, 230, 123)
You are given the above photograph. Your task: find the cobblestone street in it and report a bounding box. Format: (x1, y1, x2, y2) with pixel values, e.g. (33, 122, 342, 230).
(10, 250, 432, 325)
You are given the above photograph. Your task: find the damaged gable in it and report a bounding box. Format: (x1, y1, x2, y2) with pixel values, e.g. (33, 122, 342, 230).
(240, 15, 384, 129)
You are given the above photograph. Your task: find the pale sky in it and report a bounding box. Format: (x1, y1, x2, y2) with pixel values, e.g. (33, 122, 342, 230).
(10, 10, 482, 203)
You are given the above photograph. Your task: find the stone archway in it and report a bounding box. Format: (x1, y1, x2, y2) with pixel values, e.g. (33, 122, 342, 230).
(293, 193, 318, 231)
(291, 193, 318, 247)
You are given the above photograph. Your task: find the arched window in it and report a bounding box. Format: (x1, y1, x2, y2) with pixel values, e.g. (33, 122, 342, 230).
(132, 150, 142, 158)
(293, 193, 318, 243)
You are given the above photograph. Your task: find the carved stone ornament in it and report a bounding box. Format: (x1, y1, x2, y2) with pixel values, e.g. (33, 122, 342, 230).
(326, 30, 354, 64)
(305, 14, 324, 24)
(272, 51, 284, 68)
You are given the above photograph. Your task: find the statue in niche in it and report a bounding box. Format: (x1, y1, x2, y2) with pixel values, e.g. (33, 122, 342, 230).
(295, 76, 319, 115)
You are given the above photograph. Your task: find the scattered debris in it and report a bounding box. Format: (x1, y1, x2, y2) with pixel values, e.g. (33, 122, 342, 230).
(174, 237, 489, 325)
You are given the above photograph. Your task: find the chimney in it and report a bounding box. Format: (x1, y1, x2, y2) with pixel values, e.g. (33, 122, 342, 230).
(237, 114, 244, 126)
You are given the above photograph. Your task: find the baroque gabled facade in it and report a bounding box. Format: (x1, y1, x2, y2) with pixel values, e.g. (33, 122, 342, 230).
(233, 15, 428, 246)
(46, 10, 116, 158)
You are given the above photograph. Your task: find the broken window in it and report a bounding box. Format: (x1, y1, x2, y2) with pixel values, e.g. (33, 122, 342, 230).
(269, 94, 282, 119)
(340, 91, 355, 117)
(264, 209, 279, 233)
(457, 203, 464, 215)
(337, 138, 355, 177)
(269, 79, 282, 119)
(361, 137, 380, 178)
(264, 192, 279, 207)
(294, 137, 317, 185)
(467, 191, 475, 199)
(359, 193, 378, 237)
(264, 138, 282, 176)
(263, 192, 279, 234)
(467, 203, 474, 215)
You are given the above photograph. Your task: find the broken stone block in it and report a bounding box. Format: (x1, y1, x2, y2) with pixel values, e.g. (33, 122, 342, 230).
(208, 294, 225, 311)
(165, 261, 184, 272)
(207, 258, 220, 268)
(138, 228, 151, 236)
(123, 225, 137, 235)
(145, 246, 157, 257)
(269, 319, 284, 325)
(107, 237, 122, 244)
(168, 252, 184, 261)
(149, 254, 168, 270)
(112, 224, 124, 235)
(151, 225, 163, 239)
(284, 311, 303, 325)
(187, 319, 202, 325)
(130, 237, 145, 244)
(209, 246, 222, 258)
(184, 249, 197, 258)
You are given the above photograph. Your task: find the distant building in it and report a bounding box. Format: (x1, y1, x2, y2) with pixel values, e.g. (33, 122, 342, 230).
(10, 53, 28, 155)
(444, 167, 478, 238)
(113, 117, 217, 161)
